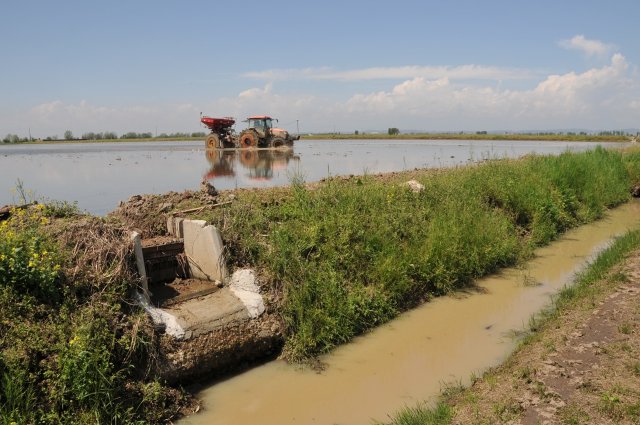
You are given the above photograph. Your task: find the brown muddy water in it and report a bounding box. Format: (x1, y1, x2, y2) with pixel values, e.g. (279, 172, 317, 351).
(180, 200, 640, 425)
(0, 139, 629, 214)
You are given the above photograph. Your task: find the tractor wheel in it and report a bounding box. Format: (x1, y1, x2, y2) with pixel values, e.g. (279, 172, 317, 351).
(270, 137, 286, 148)
(239, 130, 258, 148)
(205, 133, 220, 149)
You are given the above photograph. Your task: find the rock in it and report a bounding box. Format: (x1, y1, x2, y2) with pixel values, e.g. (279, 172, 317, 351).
(158, 202, 173, 213)
(405, 179, 425, 193)
(200, 180, 218, 197)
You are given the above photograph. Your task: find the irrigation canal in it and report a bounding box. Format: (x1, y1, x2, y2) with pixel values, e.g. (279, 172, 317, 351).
(179, 200, 640, 424)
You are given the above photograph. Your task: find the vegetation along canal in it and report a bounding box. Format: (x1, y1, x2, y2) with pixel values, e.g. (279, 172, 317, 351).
(180, 200, 640, 425)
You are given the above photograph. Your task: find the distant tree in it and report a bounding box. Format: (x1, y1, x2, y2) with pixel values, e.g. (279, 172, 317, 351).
(355, 130, 359, 135)
(103, 132, 118, 139)
(388, 127, 400, 136)
(3, 134, 20, 143)
(191, 132, 206, 138)
(64, 130, 74, 140)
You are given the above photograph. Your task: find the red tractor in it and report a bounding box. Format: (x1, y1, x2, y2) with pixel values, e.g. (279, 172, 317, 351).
(201, 115, 299, 149)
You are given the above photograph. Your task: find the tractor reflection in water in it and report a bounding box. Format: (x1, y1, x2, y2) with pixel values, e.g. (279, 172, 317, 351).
(204, 148, 299, 182)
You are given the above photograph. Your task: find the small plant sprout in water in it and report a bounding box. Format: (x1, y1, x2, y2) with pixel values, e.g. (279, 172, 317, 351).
(521, 272, 542, 287)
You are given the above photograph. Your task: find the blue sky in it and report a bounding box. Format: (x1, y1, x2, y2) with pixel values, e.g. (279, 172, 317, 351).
(2, 0, 640, 136)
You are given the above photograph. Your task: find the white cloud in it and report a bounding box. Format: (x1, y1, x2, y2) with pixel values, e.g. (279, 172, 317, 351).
(244, 64, 537, 81)
(559, 35, 615, 57)
(340, 54, 639, 130)
(6, 54, 639, 136)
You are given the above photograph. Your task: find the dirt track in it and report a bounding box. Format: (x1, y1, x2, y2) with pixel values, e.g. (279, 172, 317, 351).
(449, 251, 640, 424)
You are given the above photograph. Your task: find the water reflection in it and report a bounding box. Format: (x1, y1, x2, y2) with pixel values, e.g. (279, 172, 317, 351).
(204, 148, 300, 182)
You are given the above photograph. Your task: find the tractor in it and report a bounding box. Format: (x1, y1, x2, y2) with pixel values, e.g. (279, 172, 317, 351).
(201, 115, 299, 149)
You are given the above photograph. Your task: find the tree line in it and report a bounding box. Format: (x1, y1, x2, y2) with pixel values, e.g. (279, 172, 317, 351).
(1, 131, 207, 143)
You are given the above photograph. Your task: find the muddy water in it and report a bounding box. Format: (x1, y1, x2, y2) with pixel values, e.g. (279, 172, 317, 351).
(0, 139, 628, 215)
(180, 200, 640, 425)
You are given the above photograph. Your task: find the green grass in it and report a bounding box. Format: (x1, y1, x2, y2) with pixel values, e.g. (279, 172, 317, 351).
(376, 401, 453, 425)
(192, 146, 639, 360)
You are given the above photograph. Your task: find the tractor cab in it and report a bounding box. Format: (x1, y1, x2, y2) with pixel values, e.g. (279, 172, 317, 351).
(245, 116, 276, 138)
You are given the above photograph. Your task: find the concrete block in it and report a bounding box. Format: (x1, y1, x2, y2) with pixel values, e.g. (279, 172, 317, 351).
(130, 231, 150, 301)
(182, 219, 228, 283)
(166, 216, 185, 238)
(229, 269, 265, 319)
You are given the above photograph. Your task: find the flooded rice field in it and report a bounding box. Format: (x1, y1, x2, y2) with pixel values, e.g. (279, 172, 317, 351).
(180, 200, 640, 425)
(0, 139, 629, 215)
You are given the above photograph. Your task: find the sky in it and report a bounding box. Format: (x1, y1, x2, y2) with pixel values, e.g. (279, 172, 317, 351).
(1, 0, 640, 137)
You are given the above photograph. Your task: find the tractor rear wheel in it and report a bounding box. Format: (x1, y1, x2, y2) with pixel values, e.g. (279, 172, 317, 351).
(205, 133, 220, 149)
(239, 130, 258, 148)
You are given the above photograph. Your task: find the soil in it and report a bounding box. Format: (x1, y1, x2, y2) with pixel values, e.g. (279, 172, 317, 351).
(448, 250, 640, 424)
(150, 278, 221, 308)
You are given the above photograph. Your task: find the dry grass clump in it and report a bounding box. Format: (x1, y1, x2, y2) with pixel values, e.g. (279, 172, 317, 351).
(50, 216, 138, 293)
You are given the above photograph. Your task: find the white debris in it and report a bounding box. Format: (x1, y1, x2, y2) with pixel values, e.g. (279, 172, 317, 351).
(229, 269, 265, 319)
(405, 179, 425, 193)
(136, 292, 186, 339)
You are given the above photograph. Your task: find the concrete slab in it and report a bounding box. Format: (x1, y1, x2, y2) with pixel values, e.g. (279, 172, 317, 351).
(164, 287, 250, 339)
(182, 219, 228, 283)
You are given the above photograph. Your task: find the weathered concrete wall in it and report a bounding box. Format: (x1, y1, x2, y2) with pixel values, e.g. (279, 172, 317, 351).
(181, 219, 228, 283)
(154, 313, 283, 383)
(166, 216, 185, 238)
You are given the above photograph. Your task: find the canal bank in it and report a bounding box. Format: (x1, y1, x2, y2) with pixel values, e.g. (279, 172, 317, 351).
(179, 201, 640, 425)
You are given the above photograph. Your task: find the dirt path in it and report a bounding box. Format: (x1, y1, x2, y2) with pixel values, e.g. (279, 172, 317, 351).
(449, 251, 640, 424)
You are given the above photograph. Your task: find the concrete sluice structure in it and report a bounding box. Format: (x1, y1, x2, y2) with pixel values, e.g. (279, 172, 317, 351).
(131, 217, 283, 383)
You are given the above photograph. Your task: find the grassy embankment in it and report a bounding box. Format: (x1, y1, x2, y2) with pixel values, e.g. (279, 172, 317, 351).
(381, 228, 640, 425)
(2, 147, 639, 424)
(191, 146, 640, 361)
(303, 133, 631, 142)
